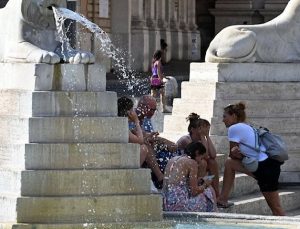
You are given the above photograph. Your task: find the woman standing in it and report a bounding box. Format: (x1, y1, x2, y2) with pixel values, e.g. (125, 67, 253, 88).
(163, 142, 217, 212)
(150, 50, 170, 113)
(218, 102, 285, 215)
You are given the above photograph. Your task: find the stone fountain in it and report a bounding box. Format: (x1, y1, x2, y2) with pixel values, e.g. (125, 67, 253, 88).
(162, 0, 300, 215)
(0, 0, 162, 228)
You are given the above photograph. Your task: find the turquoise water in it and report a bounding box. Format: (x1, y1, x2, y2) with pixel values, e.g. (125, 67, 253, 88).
(175, 223, 285, 229)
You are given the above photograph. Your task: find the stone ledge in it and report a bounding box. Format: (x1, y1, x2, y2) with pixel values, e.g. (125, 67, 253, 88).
(0, 63, 106, 91)
(190, 63, 300, 82)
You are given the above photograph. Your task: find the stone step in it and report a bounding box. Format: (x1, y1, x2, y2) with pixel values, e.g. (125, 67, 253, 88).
(0, 63, 106, 92)
(219, 187, 300, 215)
(25, 143, 140, 170)
(12, 221, 174, 229)
(189, 63, 300, 82)
(220, 173, 260, 198)
(0, 224, 13, 229)
(163, 115, 191, 134)
(286, 207, 300, 217)
(0, 116, 29, 144)
(172, 99, 300, 118)
(210, 135, 300, 156)
(164, 115, 300, 136)
(210, 117, 300, 136)
(0, 144, 25, 169)
(0, 169, 20, 194)
(29, 117, 128, 143)
(21, 169, 151, 196)
(32, 91, 117, 117)
(279, 172, 300, 183)
(0, 193, 18, 222)
(181, 81, 300, 100)
(0, 90, 32, 117)
(16, 195, 162, 223)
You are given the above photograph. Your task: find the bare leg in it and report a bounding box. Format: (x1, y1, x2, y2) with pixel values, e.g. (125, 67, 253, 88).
(218, 158, 251, 203)
(161, 88, 166, 109)
(140, 144, 148, 166)
(145, 145, 164, 181)
(207, 158, 220, 198)
(262, 191, 285, 216)
(151, 89, 158, 98)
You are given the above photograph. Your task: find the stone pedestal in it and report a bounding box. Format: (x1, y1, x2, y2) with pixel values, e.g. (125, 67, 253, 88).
(164, 62, 300, 184)
(0, 63, 162, 227)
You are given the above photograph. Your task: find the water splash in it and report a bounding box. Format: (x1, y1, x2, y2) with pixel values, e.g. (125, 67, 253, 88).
(53, 7, 149, 97)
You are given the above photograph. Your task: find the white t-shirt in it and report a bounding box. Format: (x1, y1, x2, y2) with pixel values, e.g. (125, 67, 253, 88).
(228, 123, 268, 162)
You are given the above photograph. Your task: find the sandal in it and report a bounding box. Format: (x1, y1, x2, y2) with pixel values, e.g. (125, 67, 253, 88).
(217, 201, 234, 208)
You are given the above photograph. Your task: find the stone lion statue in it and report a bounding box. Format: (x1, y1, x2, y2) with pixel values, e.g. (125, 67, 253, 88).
(206, 0, 300, 63)
(0, 0, 94, 64)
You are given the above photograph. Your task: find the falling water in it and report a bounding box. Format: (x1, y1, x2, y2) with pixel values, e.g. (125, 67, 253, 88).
(53, 7, 149, 96)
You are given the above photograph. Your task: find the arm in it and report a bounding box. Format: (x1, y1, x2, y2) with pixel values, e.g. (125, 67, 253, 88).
(201, 125, 217, 159)
(155, 136, 178, 152)
(205, 136, 217, 159)
(188, 160, 207, 196)
(229, 142, 243, 160)
(128, 110, 144, 145)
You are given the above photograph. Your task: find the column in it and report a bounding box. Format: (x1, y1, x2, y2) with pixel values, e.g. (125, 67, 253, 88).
(131, 0, 150, 71)
(146, 0, 160, 63)
(111, 0, 131, 69)
(131, 0, 146, 28)
(210, 0, 264, 33)
(187, 0, 201, 60)
(260, 0, 288, 22)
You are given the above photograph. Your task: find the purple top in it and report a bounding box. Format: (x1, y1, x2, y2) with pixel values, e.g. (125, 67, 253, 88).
(152, 64, 158, 77)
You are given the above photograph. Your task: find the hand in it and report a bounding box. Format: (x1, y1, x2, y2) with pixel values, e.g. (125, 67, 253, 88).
(127, 110, 139, 123)
(230, 146, 244, 160)
(203, 178, 213, 187)
(144, 132, 159, 145)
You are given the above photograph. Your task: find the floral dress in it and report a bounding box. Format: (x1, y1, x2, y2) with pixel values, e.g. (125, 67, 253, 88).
(162, 157, 216, 212)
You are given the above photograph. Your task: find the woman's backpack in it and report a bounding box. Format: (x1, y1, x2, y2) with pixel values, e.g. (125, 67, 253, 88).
(255, 127, 288, 162)
(240, 126, 289, 163)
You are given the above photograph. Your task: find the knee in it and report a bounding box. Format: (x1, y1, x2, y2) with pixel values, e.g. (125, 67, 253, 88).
(224, 158, 234, 168)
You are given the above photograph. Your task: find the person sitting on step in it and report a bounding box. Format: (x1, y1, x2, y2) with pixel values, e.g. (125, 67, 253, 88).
(117, 96, 164, 183)
(163, 141, 217, 212)
(176, 113, 220, 198)
(130, 95, 178, 189)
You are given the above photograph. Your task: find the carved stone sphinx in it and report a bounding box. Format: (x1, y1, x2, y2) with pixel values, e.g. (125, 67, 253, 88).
(206, 0, 300, 63)
(0, 0, 94, 64)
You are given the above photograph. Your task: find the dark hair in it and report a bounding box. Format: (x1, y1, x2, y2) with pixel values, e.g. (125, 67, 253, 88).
(186, 113, 210, 133)
(160, 39, 168, 50)
(224, 102, 246, 122)
(185, 142, 206, 160)
(117, 96, 134, 117)
(152, 50, 163, 65)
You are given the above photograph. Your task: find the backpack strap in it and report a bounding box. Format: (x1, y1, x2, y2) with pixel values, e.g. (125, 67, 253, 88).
(239, 125, 260, 153)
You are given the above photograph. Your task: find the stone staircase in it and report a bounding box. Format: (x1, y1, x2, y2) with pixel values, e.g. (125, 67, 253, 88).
(0, 63, 162, 228)
(161, 62, 300, 216)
